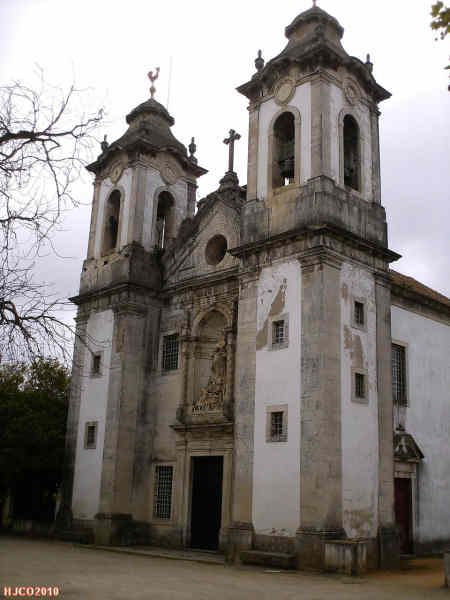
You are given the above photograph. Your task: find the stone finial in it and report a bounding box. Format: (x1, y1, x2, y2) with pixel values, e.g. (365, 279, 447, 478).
(189, 137, 198, 163)
(255, 49, 265, 72)
(365, 53, 373, 73)
(148, 67, 160, 99)
(100, 134, 108, 152)
(312, 0, 317, 6)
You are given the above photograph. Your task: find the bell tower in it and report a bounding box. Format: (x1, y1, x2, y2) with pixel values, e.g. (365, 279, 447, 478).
(234, 5, 401, 569)
(64, 75, 206, 545)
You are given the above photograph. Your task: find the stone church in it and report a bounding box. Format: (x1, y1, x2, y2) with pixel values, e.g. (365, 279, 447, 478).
(62, 4, 450, 572)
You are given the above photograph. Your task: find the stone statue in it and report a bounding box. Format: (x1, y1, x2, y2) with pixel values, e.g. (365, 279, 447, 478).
(193, 336, 227, 413)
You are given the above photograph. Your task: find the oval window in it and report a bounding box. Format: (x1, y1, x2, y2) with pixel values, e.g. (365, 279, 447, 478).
(205, 234, 227, 266)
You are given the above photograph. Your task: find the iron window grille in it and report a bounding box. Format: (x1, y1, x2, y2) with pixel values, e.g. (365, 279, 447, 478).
(162, 334, 179, 371)
(153, 465, 173, 520)
(273, 320, 285, 345)
(270, 411, 287, 442)
(355, 373, 365, 399)
(392, 344, 407, 406)
(354, 301, 365, 327)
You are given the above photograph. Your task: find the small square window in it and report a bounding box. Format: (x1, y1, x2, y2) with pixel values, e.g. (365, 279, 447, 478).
(273, 320, 285, 345)
(354, 301, 364, 327)
(271, 412, 284, 439)
(355, 373, 365, 399)
(84, 422, 98, 449)
(162, 334, 179, 371)
(91, 353, 101, 375)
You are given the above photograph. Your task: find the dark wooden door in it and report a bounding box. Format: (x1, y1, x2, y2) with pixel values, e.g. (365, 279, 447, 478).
(394, 477, 413, 554)
(190, 456, 223, 550)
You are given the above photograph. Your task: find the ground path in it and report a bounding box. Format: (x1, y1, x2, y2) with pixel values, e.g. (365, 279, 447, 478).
(0, 536, 447, 599)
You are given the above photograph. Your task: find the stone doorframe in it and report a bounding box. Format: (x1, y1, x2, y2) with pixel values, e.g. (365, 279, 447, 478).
(171, 424, 234, 552)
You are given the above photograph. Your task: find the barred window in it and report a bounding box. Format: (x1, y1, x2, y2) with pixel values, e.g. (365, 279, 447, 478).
(354, 301, 365, 327)
(355, 373, 365, 399)
(153, 465, 173, 520)
(162, 334, 179, 371)
(392, 344, 407, 406)
(273, 320, 285, 345)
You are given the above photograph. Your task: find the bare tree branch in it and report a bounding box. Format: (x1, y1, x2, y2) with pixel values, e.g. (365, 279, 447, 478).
(0, 68, 104, 362)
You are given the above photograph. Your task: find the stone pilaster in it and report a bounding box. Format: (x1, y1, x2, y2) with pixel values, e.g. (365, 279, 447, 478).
(87, 180, 101, 259)
(370, 108, 382, 205)
(127, 159, 147, 245)
(57, 311, 88, 527)
(375, 272, 400, 568)
(296, 250, 345, 569)
(227, 272, 257, 561)
(246, 105, 259, 201)
(95, 302, 147, 544)
(310, 73, 332, 180)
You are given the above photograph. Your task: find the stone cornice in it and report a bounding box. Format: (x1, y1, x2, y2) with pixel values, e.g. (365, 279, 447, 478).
(230, 223, 400, 266)
(391, 285, 450, 325)
(161, 266, 239, 298)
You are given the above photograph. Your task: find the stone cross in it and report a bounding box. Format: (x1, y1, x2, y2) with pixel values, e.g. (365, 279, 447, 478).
(148, 67, 160, 99)
(223, 129, 241, 172)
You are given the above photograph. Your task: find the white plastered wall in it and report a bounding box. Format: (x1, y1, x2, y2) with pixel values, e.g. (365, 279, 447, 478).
(391, 305, 450, 547)
(71, 309, 114, 520)
(340, 262, 379, 538)
(256, 83, 311, 201)
(253, 260, 301, 536)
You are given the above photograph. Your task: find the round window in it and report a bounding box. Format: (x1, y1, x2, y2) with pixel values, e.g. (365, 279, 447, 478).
(205, 234, 227, 266)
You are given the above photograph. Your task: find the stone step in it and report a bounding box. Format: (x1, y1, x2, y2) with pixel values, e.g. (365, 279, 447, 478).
(240, 550, 296, 569)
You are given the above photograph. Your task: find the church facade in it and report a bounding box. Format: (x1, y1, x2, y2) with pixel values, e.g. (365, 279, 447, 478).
(62, 5, 450, 572)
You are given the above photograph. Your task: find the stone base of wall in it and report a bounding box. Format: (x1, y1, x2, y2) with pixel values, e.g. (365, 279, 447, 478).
(378, 526, 401, 569)
(226, 521, 254, 564)
(253, 534, 296, 554)
(94, 513, 152, 546)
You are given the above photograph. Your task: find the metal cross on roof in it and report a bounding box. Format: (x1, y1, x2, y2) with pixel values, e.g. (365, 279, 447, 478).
(223, 129, 241, 173)
(148, 67, 160, 99)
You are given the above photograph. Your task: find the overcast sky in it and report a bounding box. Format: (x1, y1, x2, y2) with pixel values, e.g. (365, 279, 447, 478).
(1, 0, 449, 323)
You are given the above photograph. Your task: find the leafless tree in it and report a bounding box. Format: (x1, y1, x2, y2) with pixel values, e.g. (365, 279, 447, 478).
(0, 69, 103, 362)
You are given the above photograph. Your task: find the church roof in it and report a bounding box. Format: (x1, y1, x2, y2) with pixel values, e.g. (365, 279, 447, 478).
(390, 269, 450, 313)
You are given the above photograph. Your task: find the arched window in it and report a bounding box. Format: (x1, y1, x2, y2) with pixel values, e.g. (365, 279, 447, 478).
(343, 115, 360, 191)
(102, 189, 121, 254)
(155, 191, 175, 249)
(272, 112, 295, 188)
